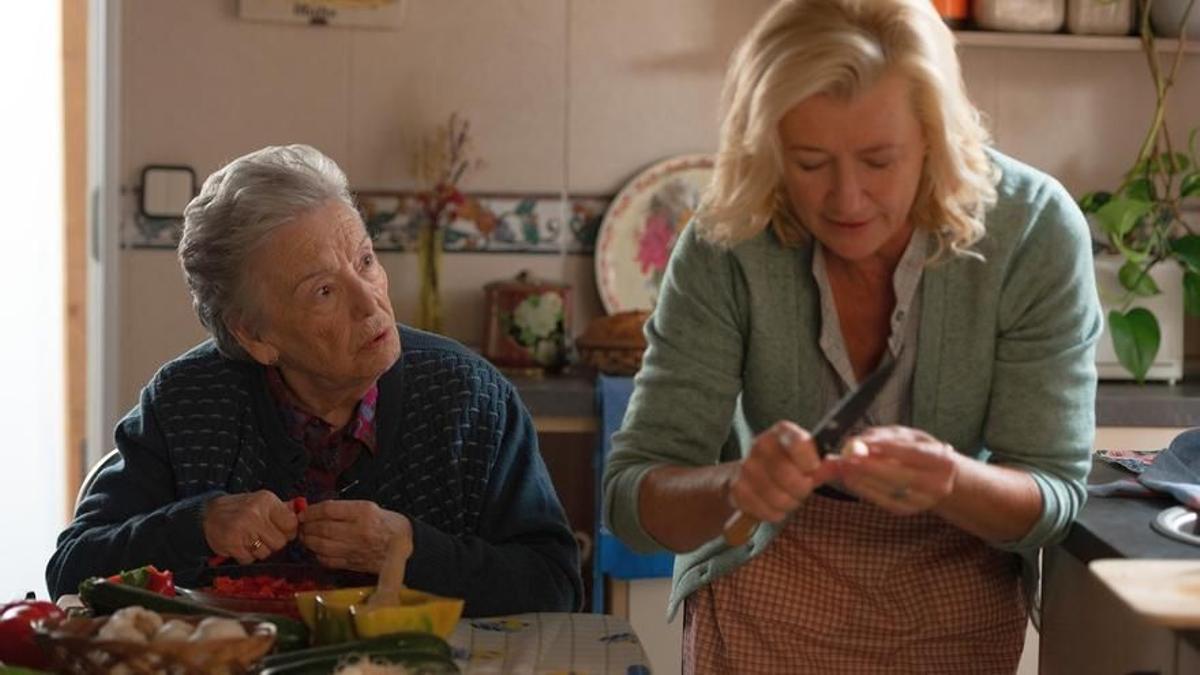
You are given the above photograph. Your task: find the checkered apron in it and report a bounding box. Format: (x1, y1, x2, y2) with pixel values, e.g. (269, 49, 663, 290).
(683, 493, 1027, 674)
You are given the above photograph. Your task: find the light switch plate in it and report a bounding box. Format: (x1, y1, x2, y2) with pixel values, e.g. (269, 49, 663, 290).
(141, 165, 195, 219)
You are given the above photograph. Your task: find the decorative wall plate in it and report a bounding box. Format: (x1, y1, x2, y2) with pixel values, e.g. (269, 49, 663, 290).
(594, 154, 713, 314)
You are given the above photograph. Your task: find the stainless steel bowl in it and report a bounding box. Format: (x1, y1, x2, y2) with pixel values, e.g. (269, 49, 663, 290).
(1152, 506, 1200, 547)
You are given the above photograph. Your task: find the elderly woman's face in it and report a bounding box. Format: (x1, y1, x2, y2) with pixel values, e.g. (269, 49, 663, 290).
(240, 200, 400, 385)
(777, 70, 927, 263)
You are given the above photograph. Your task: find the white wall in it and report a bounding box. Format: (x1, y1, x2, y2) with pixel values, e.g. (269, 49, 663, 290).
(0, 3, 66, 598)
(112, 6, 1200, 400)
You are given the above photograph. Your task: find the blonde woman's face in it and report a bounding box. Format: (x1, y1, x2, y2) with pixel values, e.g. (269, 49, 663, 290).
(239, 200, 400, 388)
(777, 71, 927, 264)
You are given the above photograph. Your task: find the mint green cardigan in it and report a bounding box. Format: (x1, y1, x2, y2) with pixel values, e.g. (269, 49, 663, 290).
(603, 151, 1102, 621)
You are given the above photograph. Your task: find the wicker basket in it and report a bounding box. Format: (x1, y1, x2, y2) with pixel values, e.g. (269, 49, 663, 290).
(576, 345, 645, 376)
(35, 613, 276, 675)
(575, 310, 650, 376)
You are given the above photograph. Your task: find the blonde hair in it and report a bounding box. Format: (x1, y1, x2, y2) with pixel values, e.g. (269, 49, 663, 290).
(699, 0, 997, 258)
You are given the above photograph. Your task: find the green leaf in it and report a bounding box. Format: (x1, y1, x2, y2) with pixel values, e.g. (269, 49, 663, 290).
(1118, 260, 1160, 296)
(1111, 234, 1151, 263)
(1171, 235, 1200, 271)
(1108, 308, 1160, 382)
(1185, 271, 1200, 316)
(1123, 178, 1154, 202)
(1182, 172, 1200, 198)
(1155, 152, 1191, 174)
(1095, 197, 1153, 237)
(1079, 190, 1112, 214)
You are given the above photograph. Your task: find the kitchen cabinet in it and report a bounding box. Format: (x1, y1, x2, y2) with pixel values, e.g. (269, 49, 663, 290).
(1040, 461, 1200, 675)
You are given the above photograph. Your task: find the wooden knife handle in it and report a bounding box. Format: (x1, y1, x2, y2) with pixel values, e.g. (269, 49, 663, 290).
(723, 510, 758, 547)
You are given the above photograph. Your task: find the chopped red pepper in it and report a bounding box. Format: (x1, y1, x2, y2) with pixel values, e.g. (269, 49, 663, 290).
(208, 574, 324, 599)
(0, 598, 65, 669)
(291, 496, 308, 514)
(100, 564, 176, 597)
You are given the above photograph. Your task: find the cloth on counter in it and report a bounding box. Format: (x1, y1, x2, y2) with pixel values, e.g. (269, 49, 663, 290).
(1095, 448, 1160, 474)
(1088, 429, 1200, 509)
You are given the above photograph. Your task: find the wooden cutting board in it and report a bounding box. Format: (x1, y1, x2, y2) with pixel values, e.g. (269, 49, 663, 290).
(1090, 559, 1200, 628)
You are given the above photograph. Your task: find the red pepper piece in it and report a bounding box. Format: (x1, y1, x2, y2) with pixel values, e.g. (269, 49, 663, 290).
(291, 496, 308, 514)
(144, 565, 177, 597)
(0, 599, 65, 669)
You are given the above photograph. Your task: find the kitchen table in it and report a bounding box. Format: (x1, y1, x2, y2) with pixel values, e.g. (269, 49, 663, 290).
(448, 612, 650, 674)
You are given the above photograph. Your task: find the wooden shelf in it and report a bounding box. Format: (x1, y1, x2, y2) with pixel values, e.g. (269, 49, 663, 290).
(954, 30, 1200, 54)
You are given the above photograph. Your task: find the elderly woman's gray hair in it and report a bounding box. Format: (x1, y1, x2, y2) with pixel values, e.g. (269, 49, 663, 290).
(178, 144, 356, 361)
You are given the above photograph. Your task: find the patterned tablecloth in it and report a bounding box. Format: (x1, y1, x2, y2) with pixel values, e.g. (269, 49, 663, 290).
(448, 612, 651, 674)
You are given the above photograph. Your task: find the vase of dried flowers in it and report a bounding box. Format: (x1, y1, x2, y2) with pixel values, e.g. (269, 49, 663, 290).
(412, 113, 482, 333)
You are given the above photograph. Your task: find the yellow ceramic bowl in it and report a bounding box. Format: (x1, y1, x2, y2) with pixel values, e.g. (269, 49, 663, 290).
(349, 588, 464, 640)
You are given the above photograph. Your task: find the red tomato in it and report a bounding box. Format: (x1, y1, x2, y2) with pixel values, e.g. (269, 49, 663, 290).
(0, 600, 64, 669)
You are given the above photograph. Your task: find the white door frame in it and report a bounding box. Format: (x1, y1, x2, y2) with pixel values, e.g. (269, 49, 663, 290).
(86, 0, 122, 467)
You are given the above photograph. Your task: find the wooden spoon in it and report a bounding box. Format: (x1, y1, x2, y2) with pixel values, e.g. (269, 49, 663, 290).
(366, 534, 413, 608)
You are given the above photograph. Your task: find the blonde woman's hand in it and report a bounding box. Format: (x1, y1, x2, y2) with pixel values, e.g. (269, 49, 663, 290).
(298, 500, 413, 574)
(202, 491, 299, 564)
(838, 425, 959, 515)
(725, 421, 838, 524)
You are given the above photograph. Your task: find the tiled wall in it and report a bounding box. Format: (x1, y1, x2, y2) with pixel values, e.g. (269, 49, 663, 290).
(116, 0, 1200, 412)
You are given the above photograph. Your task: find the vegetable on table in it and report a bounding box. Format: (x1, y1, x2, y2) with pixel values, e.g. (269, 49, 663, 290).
(210, 574, 324, 599)
(0, 595, 65, 669)
(78, 578, 310, 652)
(97, 564, 176, 596)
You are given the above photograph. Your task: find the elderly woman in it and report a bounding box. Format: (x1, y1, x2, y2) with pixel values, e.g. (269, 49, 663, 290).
(47, 145, 582, 616)
(603, 0, 1100, 672)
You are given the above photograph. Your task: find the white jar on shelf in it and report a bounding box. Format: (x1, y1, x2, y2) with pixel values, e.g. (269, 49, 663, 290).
(1067, 0, 1134, 35)
(974, 0, 1066, 32)
(1151, 0, 1200, 38)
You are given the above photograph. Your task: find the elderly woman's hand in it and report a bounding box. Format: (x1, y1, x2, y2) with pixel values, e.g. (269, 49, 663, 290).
(298, 500, 413, 574)
(727, 421, 839, 524)
(202, 491, 299, 564)
(838, 425, 960, 515)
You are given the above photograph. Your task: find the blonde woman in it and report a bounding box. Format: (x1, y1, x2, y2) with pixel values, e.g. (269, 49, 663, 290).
(603, 0, 1101, 672)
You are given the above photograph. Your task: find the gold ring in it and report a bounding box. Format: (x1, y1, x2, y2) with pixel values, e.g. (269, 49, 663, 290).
(249, 538, 264, 551)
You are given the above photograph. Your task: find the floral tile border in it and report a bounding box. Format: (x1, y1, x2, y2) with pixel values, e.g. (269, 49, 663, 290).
(121, 191, 610, 254)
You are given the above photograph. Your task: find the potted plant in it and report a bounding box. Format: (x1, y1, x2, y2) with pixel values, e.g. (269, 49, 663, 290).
(1080, 0, 1199, 382)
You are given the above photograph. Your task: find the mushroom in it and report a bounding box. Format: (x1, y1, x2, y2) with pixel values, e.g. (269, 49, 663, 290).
(189, 616, 247, 642)
(153, 618, 195, 642)
(104, 606, 162, 640)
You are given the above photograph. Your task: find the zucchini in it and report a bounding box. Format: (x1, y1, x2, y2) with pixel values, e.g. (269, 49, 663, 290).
(258, 632, 451, 670)
(78, 578, 309, 652)
(259, 650, 458, 675)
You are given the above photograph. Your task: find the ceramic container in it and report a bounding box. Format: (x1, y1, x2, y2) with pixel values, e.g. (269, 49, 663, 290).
(482, 270, 572, 372)
(1067, 0, 1134, 35)
(932, 0, 971, 28)
(974, 0, 1066, 31)
(1151, 0, 1200, 37)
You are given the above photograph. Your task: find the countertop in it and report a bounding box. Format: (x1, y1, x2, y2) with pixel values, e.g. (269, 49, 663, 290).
(1062, 460, 1199, 563)
(512, 373, 1200, 429)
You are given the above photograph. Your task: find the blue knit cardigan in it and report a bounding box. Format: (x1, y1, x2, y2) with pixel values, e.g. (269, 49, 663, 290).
(47, 326, 583, 616)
